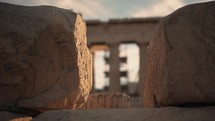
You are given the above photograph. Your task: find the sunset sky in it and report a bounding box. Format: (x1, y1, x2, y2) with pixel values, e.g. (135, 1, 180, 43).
(0, 0, 212, 20)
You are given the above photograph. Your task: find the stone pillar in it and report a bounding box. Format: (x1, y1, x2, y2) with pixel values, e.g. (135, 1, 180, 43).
(90, 50, 95, 93)
(138, 42, 148, 106)
(108, 43, 120, 92)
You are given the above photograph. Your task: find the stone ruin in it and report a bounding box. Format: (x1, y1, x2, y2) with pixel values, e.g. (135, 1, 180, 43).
(0, 1, 92, 119)
(143, 1, 215, 108)
(0, 1, 215, 121)
(81, 92, 130, 109)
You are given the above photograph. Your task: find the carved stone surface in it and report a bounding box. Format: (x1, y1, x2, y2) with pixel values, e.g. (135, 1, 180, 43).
(0, 111, 32, 121)
(0, 2, 92, 110)
(33, 107, 215, 121)
(143, 1, 215, 107)
(81, 92, 130, 109)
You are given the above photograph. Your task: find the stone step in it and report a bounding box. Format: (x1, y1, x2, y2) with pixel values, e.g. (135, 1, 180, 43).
(81, 92, 130, 109)
(33, 107, 215, 121)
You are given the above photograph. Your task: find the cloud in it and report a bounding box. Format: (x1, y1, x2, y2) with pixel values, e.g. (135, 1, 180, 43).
(47, 0, 112, 20)
(1, 0, 212, 20)
(0, 0, 112, 20)
(130, 0, 185, 17)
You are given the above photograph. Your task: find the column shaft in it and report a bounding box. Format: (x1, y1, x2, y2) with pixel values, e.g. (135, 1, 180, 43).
(138, 43, 147, 106)
(109, 43, 120, 92)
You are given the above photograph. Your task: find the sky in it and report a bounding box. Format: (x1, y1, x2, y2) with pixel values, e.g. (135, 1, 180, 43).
(0, 0, 212, 20)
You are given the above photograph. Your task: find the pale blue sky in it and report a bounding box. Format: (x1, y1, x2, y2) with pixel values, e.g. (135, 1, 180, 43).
(0, 0, 212, 20)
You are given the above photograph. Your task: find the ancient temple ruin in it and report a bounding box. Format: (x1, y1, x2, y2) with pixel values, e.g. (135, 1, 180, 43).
(86, 18, 160, 107)
(0, 1, 215, 121)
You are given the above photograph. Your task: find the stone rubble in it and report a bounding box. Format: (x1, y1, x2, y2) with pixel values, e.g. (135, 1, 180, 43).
(81, 92, 130, 109)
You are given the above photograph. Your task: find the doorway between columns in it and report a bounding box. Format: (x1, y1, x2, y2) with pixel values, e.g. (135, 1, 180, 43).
(90, 42, 140, 96)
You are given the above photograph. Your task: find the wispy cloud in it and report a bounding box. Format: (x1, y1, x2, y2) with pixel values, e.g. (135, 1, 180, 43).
(0, 0, 112, 20)
(45, 0, 112, 20)
(0, 0, 213, 20)
(130, 0, 185, 17)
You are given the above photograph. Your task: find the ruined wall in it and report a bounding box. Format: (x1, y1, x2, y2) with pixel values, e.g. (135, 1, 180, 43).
(86, 18, 160, 45)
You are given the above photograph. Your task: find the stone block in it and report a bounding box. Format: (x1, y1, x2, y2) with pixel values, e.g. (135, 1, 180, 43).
(143, 1, 215, 107)
(33, 107, 215, 121)
(0, 2, 92, 111)
(81, 92, 130, 109)
(0, 111, 32, 121)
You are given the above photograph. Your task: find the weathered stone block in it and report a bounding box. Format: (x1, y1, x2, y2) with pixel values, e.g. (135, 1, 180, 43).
(0, 111, 32, 121)
(33, 107, 215, 121)
(143, 1, 215, 107)
(81, 92, 130, 109)
(0, 2, 92, 110)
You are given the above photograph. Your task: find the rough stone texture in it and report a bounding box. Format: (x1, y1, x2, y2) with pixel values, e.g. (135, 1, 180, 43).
(81, 92, 130, 109)
(33, 107, 215, 121)
(143, 1, 215, 107)
(0, 111, 32, 121)
(0, 2, 92, 111)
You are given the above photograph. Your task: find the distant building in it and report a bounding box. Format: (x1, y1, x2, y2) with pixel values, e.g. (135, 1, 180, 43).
(86, 17, 160, 107)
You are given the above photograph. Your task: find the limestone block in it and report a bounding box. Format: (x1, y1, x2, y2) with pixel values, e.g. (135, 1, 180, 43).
(33, 107, 215, 121)
(81, 92, 130, 109)
(0, 2, 92, 110)
(0, 111, 32, 121)
(143, 1, 215, 107)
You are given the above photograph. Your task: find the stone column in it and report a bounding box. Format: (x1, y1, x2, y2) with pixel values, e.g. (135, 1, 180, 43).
(138, 42, 148, 106)
(108, 43, 120, 92)
(90, 51, 95, 93)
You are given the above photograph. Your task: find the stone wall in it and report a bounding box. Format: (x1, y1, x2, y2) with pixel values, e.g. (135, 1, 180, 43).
(81, 92, 130, 109)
